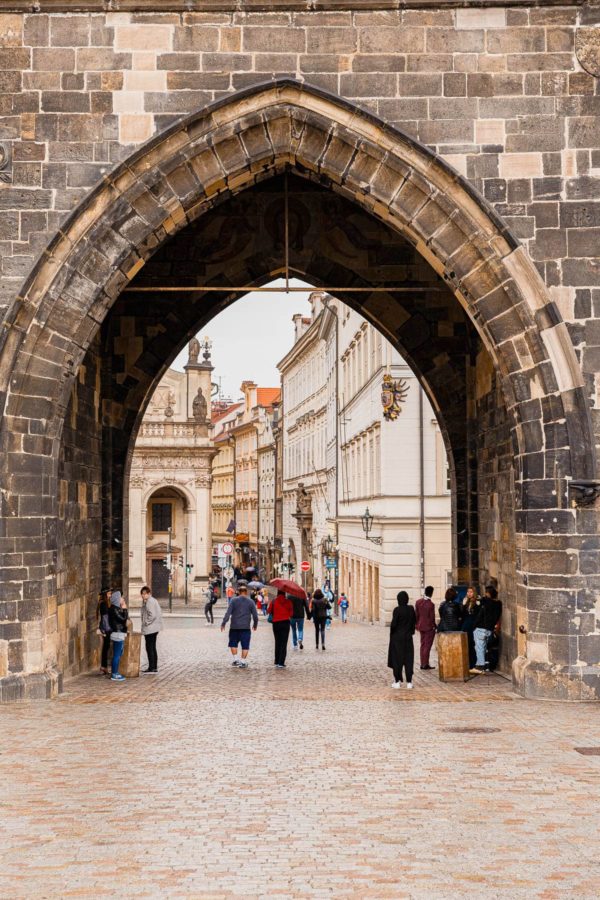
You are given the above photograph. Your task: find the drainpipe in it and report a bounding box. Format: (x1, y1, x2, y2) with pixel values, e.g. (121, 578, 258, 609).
(419, 387, 425, 592)
(334, 301, 340, 603)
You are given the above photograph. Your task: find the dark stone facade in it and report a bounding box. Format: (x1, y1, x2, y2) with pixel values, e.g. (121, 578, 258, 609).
(0, 5, 599, 700)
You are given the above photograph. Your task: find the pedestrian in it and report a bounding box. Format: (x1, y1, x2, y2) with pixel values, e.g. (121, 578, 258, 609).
(108, 590, 129, 682)
(140, 585, 163, 674)
(461, 585, 480, 669)
(204, 584, 217, 626)
(97, 587, 112, 676)
(220, 584, 258, 668)
(415, 585, 436, 670)
(290, 591, 311, 650)
(226, 583, 235, 603)
(324, 586, 334, 627)
(267, 591, 294, 668)
(261, 589, 269, 616)
(310, 588, 330, 650)
(437, 587, 463, 632)
(471, 585, 502, 674)
(387, 591, 416, 690)
(338, 592, 350, 623)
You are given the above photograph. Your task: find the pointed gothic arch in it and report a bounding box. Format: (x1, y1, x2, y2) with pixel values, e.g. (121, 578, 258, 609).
(0, 80, 596, 701)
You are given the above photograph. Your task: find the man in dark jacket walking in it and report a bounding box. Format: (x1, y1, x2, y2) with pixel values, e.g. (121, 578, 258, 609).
(221, 584, 258, 669)
(471, 585, 502, 674)
(415, 585, 436, 670)
(290, 593, 310, 650)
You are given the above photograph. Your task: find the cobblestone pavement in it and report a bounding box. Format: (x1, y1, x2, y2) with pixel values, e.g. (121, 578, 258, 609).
(1, 617, 599, 899)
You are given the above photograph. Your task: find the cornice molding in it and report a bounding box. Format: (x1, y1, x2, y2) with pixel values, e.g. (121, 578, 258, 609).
(2, 0, 586, 11)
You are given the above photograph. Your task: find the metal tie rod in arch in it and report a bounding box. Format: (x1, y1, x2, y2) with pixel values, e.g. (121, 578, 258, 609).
(123, 174, 447, 294)
(123, 286, 445, 293)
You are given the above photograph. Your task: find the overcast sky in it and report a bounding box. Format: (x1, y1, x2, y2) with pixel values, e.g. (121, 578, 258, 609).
(172, 278, 312, 400)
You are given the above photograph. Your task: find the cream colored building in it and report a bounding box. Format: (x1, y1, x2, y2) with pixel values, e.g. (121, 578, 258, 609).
(278, 299, 331, 591)
(279, 293, 452, 622)
(211, 382, 280, 572)
(128, 340, 216, 605)
(211, 402, 242, 548)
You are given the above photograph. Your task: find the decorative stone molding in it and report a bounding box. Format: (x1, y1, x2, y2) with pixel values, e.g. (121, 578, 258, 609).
(576, 27, 600, 77)
(0, 143, 12, 185)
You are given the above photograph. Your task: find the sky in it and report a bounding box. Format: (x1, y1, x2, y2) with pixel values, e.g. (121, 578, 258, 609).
(172, 278, 313, 400)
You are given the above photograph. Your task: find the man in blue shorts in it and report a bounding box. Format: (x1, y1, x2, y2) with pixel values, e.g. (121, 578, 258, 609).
(220, 583, 258, 669)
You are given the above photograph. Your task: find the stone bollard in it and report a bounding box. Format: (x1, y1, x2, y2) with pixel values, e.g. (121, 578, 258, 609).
(119, 620, 141, 678)
(437, 632, 469, 682)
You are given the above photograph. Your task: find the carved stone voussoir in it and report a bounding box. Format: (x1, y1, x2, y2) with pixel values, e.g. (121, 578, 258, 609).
(576, 27, 600, 77)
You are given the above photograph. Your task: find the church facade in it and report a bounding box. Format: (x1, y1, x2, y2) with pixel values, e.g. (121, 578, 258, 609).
(127, 340, 216, 604)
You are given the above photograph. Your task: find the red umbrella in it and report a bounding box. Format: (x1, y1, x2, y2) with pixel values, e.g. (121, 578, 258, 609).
(269, 578, 307, 599)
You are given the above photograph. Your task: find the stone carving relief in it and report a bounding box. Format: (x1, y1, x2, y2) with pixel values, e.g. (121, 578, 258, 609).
(576, 27, 600, 77)
(0, 143, 12, 184)
(139, 455, 210, 469)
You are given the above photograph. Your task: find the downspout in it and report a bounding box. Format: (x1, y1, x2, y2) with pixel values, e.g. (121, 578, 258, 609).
(419, 387, 425, 592)
(232, 435, 237, 564)
(334, 301, 340, 602)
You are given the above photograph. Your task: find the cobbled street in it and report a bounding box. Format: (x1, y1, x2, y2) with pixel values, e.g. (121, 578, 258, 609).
(1, 616, 599, 899)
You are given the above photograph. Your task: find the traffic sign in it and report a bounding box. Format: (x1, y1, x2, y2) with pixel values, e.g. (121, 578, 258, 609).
(325, 558, 338, 569)
(222, 541, 234, 556)
(300, 560, 310, 572)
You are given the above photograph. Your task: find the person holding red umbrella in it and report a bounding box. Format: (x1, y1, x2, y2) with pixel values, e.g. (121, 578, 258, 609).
(267, 587, 294, 668)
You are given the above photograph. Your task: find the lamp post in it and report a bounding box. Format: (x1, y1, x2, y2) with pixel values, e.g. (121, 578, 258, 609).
(184, 526, 188, 606)
(361, 507, 383, 545)
(323, 533, 339, 611)
(167, 525, 173, 613)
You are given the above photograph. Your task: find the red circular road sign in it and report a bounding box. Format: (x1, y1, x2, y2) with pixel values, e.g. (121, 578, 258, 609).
(222, 542, 234, 555)
(300, 561, 310, 572)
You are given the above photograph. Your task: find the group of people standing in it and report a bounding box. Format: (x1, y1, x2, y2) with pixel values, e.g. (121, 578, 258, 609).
(98, 578, 502, 689)
(387, 584, 502, 689)
(97, 586, 163, 681)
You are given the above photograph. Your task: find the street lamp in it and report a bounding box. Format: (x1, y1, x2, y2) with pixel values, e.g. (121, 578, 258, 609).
(361, 507, 382, 545)
(184, 526, 188, 606)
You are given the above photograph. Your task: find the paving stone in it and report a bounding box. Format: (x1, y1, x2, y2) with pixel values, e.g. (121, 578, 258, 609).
(0, 619, 599, 899)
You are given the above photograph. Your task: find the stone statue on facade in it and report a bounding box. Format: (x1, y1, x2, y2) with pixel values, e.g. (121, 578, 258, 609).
(188, 337, 200, 365)
(164, 389, 175, 418)
(192, 386, 208, 422)
(296, 483, 312, 516)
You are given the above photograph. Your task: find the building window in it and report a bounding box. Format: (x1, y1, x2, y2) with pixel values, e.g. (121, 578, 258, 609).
(152, 502, 172, 532)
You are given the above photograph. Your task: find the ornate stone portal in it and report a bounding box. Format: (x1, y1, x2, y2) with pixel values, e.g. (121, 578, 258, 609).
(128, 341, 217, 605)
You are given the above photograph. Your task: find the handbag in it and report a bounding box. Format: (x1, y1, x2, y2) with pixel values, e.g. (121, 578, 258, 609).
(267, 613, 273, 623)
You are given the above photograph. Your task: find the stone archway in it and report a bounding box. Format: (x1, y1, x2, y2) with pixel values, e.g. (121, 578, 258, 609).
(0, 80, 597, 702)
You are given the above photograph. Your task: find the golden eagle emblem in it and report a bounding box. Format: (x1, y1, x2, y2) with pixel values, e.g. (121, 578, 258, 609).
(381, 373, 409, 421)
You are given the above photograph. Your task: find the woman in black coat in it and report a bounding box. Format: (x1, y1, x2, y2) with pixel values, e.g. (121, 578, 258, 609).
(387, 591, 416, 690)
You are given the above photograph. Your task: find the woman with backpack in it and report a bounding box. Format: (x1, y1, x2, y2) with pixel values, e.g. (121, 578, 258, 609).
(97, 587, 112, 676)
(310, 588, 331, 650)
(108, 590, 129, 682)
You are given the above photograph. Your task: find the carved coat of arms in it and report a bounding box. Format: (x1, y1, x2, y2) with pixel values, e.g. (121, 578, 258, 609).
(381, 373, 409, 421)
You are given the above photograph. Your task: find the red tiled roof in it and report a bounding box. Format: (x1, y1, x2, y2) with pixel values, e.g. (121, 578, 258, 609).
(256, 388, 281, 407)
(211, 402, 242, 424)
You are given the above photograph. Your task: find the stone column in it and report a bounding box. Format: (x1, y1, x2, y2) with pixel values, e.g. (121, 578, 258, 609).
(128, 477, 146, 605)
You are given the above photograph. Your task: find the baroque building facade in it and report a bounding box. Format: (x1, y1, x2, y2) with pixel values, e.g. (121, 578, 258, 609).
(128, 340, 217, 604)
(1, 5, 599, 700)
(211, 382, 280, 574)
(279, 293, 452, 621)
